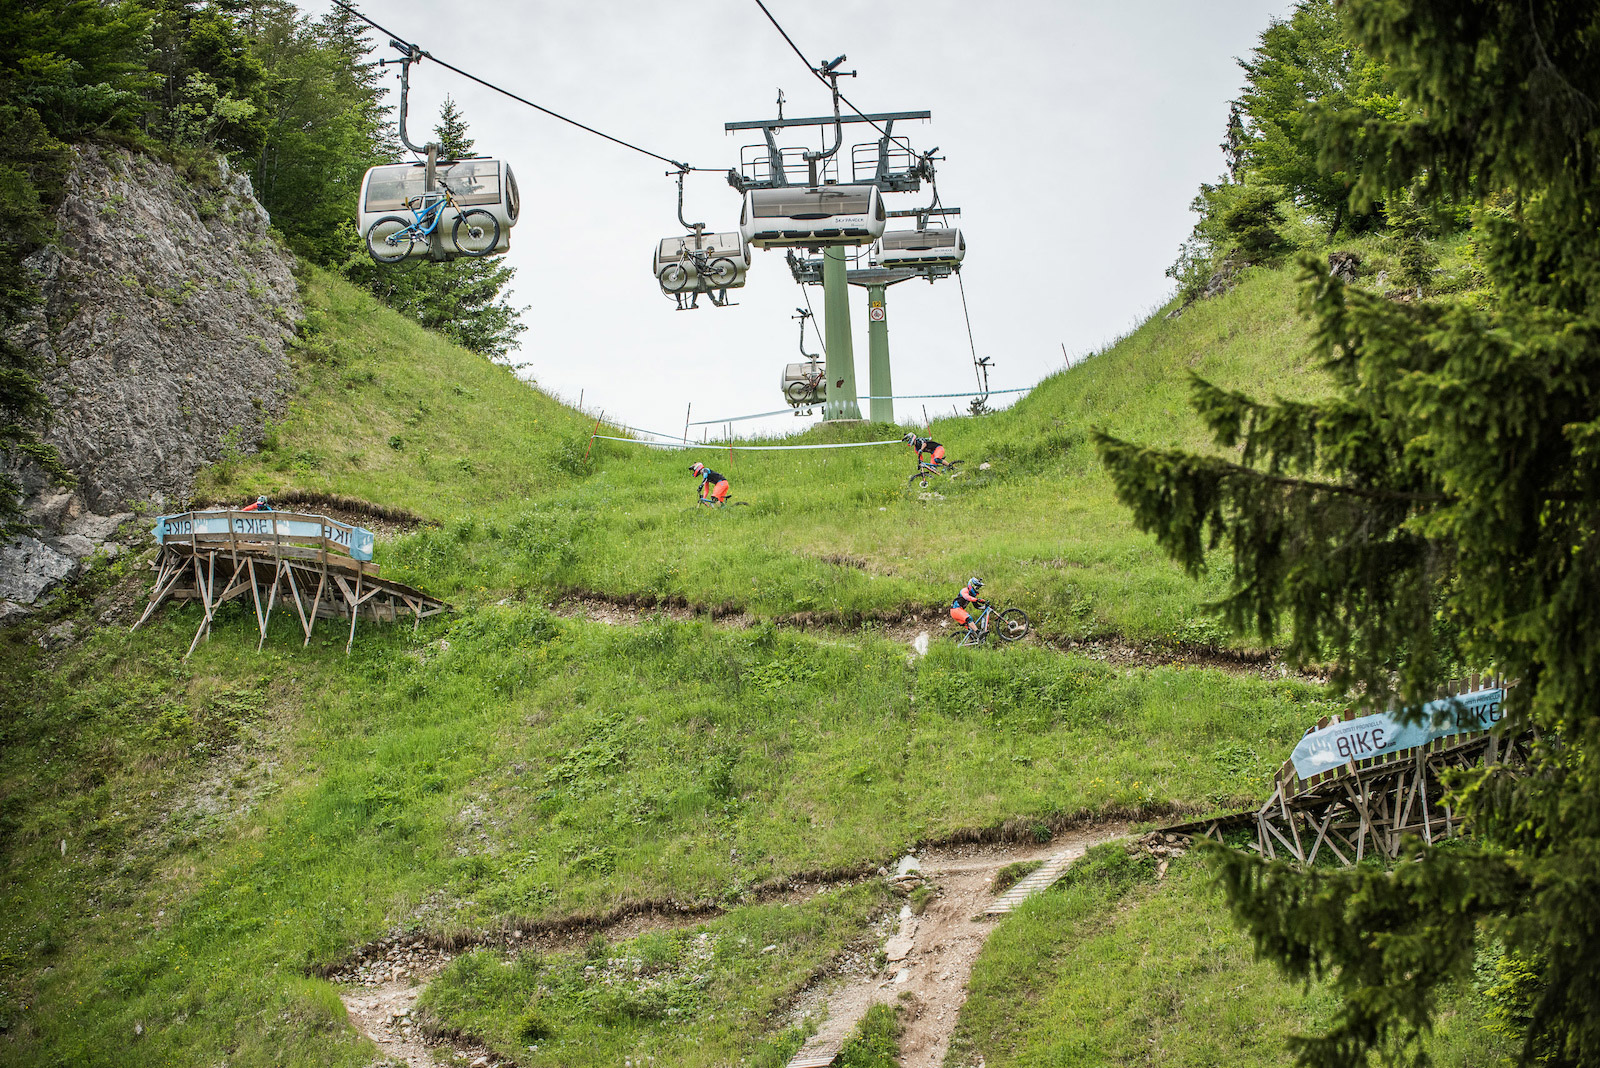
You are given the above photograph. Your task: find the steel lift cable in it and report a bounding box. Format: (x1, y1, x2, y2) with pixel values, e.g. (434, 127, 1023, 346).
(750, 0, 913, 151)
(332, 0, 722, 173)
(956, 271, 990, 395)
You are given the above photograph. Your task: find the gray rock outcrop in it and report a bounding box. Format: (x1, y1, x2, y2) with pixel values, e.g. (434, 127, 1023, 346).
(1, 144, 300, 618)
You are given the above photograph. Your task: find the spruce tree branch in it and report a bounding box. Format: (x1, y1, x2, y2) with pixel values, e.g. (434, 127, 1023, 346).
(1095, 433, 1454, 505)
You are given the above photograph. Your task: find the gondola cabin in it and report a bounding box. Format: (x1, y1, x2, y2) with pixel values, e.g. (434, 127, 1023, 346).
(873, 227, 965, 269)
(782, 361, 826, 406)
(740, 185, 886, 249)
(652, 232, 751, 294)
(357, 158, 519, 259)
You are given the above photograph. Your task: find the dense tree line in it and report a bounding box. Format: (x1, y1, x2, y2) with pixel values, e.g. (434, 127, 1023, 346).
(1105, 0, 1600, 1064)
(1168, 0, 1403, 300)
(0, 0, 523, 529)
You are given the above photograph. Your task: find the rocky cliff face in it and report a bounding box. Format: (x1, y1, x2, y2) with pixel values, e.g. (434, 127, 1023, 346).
(0, 145, 301, 620)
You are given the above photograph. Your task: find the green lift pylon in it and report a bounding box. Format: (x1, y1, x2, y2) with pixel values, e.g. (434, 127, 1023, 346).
(866, 284, 892, 423)
(821, 248, 862, 421)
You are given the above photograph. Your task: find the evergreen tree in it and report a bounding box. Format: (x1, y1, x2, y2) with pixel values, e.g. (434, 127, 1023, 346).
(144, 0, 269, 156)
(248, 4, 390, 265)
(1099, 1, 1600, 1064)
(1233, 0, 1397, 237)
(433, 96, 473, 159)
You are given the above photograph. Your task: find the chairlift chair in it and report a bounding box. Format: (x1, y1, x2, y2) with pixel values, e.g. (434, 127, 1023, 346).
(651, 231, 750, 310)
(652, 232, 750, 292)
(782, 361, 826, 407)
(358, 158, 520, 261)
(872, 227, 964, 269)
(739, 185, 886, 249)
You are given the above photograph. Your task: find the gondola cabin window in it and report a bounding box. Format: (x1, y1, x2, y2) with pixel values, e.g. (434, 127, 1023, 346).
(362, 159, 504, 212)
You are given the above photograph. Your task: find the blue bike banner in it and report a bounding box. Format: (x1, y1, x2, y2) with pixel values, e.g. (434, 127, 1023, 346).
(152, 512, 375, 562)
(1289, 687, 1507, 780)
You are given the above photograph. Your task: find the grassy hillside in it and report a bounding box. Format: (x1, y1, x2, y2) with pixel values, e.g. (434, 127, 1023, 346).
(202, 265, 1328, 645)
(0, 261, 1509, 1067)
(951, 845, 1513, 1067)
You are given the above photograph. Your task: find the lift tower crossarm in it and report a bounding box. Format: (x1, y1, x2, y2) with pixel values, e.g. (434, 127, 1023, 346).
(724, 110, 930, 132)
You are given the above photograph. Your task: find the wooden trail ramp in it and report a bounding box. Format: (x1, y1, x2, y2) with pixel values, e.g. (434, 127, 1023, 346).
(981, 842, 1089, 917)
(1161, 674, 1528, 866)
(132, 510, 449, 656)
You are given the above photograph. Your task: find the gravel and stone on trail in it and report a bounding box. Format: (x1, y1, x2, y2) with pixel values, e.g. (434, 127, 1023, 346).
(329, 934, 499, 1068)
(784, 826, 1125, 1068)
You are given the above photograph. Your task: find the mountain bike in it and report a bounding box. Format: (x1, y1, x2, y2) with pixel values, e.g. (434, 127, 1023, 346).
(364, 179, 500, 263)
(954, 603, 1030, 646)
(786, 362, 827, 404)
(661, 244, 738, 309)
(908, 458, 964, 488)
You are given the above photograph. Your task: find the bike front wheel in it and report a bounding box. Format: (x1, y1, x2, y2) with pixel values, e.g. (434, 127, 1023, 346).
(452, 209, 500, 256)
(365, 215, 417, 263)
(786, 380, 813, 403)
(995, 607, 1030, 642)
(660, 264, 691, 293)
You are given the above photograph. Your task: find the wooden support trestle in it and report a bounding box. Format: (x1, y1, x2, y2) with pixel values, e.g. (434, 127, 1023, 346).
(133, 511, 450, 657)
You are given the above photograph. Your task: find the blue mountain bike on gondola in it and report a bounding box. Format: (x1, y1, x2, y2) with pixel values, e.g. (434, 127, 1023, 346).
(364, 179, 499, 264)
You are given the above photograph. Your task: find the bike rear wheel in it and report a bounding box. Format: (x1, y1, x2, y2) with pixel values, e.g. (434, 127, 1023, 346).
(365, 215, 417, 263)
(706, 257, 739, 287)
(995, 607, 1030, 642)
(452, 209, 500, 257)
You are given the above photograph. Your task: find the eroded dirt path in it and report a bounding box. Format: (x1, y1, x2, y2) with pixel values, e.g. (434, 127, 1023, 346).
(330, 827, 1129, 1068)
(784, 825, 1126, 1068)
(551, 593, 1313, 680)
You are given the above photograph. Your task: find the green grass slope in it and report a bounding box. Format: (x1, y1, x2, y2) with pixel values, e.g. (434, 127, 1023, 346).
(950, 846, 1512, 1067)
(205, 264, 1327, 644)
(0, 262, 1506, 1067)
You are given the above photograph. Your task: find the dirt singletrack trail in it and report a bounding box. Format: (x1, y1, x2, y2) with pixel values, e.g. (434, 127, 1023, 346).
(332, 825, 1128, 1067)
(550, 593, 1312, 680)
(785, 824, 1126, 1068)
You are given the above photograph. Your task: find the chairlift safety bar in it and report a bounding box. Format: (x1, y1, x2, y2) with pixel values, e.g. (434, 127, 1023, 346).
(724, 111, 930, 132)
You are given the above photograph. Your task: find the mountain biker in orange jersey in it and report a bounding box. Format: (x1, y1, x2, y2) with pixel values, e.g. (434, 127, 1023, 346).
(691, 462, 730, 505)
(903, 432, 946, 466)
(950, 576, 987, 635)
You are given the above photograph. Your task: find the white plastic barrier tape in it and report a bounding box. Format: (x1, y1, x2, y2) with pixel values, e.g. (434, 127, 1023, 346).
(858, 387, 1033, 400)
(688, 408, 809, 426)
(589, 435, 904, 452)
(686, 387, 1035, 426)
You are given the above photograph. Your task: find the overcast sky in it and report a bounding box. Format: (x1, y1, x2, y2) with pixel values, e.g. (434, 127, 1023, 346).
(308, 1, 1293, 438)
